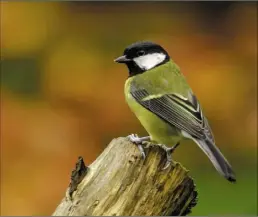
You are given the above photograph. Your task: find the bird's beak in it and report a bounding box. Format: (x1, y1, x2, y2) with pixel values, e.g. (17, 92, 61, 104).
(114, 55, 131, 63)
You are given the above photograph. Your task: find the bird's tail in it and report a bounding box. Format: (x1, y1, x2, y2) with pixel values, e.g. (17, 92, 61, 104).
(195, 139, 236, 182)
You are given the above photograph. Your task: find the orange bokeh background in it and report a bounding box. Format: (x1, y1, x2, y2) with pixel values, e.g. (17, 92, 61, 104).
(1, 2, 257, 215)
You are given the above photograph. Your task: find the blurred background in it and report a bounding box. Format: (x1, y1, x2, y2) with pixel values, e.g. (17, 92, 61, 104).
(0, 1, 257, 216)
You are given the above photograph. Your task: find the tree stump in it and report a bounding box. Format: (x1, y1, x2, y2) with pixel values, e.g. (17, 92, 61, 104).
(53, 137, 198, 216)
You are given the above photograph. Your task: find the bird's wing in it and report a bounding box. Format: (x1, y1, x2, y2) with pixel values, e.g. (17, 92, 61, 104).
(130, 78, 236, 182)
(130, 82, 215, 142)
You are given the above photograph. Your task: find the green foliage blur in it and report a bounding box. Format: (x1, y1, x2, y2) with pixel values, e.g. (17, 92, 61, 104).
(1, 2, 257, 216)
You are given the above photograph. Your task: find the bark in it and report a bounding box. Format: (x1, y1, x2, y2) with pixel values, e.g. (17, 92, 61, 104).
(53, 137, 197, 216)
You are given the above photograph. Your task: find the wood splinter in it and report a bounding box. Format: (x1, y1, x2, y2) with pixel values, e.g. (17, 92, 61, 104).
(68, 156, 88, 199)
(53, 137, 198, 216)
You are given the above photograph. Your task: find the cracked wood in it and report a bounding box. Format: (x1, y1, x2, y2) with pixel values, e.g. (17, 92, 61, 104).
(53, 137, 197, 216)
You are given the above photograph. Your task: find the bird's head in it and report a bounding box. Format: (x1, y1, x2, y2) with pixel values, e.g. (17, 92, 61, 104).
(114, 41, 170, 76)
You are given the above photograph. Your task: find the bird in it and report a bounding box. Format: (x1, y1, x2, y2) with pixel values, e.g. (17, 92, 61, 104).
(114, 41, 236, 182)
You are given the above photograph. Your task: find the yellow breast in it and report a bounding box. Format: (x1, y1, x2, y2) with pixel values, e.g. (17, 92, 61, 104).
(124, 78, 181, 145)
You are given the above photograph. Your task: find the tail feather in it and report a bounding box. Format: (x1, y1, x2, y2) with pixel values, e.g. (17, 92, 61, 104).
(195, 139, 236, 182)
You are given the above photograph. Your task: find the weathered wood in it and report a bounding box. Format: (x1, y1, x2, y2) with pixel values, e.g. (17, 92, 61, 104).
(53, 137, 197, 216)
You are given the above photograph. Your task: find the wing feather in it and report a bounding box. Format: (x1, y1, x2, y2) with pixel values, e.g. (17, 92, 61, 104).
(130, 83, 214, 142)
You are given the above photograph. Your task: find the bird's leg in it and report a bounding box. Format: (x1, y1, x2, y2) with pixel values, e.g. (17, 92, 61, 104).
(160, 142, 180, 170)
(127, 134, 151, 159)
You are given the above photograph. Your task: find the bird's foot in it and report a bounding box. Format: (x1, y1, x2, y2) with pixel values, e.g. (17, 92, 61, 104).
(159, 142, 180, 170)
(128, 134, 150, 144)
(127, 134, 150, 160)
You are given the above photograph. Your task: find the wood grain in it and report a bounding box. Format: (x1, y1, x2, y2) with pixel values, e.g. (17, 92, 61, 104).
(53, 137, 197, 216)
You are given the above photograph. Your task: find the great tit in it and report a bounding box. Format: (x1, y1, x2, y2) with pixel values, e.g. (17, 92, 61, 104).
(115, 41, 236, 182)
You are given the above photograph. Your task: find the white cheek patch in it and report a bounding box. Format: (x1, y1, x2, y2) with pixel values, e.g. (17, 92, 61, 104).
(133, 53, 166, 70)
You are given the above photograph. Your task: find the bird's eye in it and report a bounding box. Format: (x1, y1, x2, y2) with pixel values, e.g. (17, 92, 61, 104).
(137, 50, 145, 56)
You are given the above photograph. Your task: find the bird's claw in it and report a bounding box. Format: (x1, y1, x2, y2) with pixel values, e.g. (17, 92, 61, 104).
(128, 134, 141, 143)
(137, 144, 146, 160)
(127, 134, 150, 160)
(160, 143, 180, 170)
